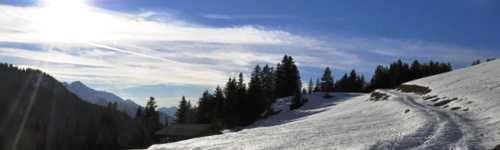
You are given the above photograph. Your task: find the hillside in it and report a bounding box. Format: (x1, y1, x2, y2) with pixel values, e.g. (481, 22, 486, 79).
(148, 60, 500, 149)
(64, 81, 141, 117)
(0, 64, 153, 150)
(407, 59, 500, 147)
(64, 81, 176, 124)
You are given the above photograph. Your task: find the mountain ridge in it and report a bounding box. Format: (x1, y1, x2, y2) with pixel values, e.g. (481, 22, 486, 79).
(63, 81, 177, 122)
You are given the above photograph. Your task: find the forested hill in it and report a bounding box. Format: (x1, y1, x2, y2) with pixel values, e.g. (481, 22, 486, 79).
(0, 63, 153, 150)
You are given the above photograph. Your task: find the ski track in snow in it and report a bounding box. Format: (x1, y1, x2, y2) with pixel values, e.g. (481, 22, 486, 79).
(369, 90, 483, 150)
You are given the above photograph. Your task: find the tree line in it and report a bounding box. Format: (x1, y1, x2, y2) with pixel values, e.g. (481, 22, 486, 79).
(306, 59, 452, 94)
(174, 58, 454, 130)
(366, 59, 452, 91)
(175, 55, 304, 129)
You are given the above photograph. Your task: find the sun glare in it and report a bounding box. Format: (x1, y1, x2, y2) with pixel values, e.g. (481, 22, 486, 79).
(34, 0, 115, 43)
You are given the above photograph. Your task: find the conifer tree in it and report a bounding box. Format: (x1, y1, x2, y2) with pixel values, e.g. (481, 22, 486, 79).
(247, 65, 265, 123)
(275, 55, 301, 97)
(307, 78, 314, 94)
(144, 97, 161, 138)
(213, 86, 225, 127)
(410, 60, 422, 79)
(261, 64, 276, 108)
(175, 96, 190, 124)
(197, 90, 214, 124)
(336, 73, 348, 92)
(314, 78, 321, 92)
(320, 67, 334, 92)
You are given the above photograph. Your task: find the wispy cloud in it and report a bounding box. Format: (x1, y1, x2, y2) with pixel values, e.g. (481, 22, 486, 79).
(202, 14, 296, 20)
(0, 3, 493, 107)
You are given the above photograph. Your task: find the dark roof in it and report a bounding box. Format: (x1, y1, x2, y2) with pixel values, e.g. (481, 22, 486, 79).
(155, 124, 212, 137)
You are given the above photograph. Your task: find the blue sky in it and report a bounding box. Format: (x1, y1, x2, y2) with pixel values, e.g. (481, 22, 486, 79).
(0, 0, 499, 107)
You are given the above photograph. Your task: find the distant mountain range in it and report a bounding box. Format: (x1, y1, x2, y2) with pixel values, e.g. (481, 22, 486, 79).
(63, 81, 177, 123)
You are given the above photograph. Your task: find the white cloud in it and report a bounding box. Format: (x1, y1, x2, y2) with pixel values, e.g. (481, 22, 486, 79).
(202, 14, 296, 20)
(0, 4, 317, 45)
(0, 3, 318, 87)
(0, 3, 492, 107)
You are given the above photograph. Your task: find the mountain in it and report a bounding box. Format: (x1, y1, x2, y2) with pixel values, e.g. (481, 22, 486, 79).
(0, 64, 152, 150)
(118, 84, 209, 107)
(158, 106, 177, 124)
(64, 81, 141, 117)
(149, 60, 500, 149)
(158, 106, 177, 117)
(64, 81, 176, 124)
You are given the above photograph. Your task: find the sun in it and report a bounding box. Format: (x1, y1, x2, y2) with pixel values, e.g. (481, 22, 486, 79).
(33, 0, 114, 43)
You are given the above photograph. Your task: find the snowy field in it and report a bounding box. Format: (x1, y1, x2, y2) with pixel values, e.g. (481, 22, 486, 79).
(149, 60, 500, 150)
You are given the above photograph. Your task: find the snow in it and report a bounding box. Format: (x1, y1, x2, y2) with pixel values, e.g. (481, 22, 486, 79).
(408, 59, 500, 148)
(148, 92, 471, 149)
(148, 60, 500, 150)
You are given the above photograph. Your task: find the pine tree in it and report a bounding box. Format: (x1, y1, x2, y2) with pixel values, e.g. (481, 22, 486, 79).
(347, 69, 357, 92)
(289, 56, 302, 96)
(336, 73, 348, 92)
(261, 64, 276, 109)
(197, 90, 214, 124)
(247, 65, 265, 123)
(175, 96, 190, 124)
(410, 60, 422, 79)
(213, 86, 225, 127)
(367, 65, 389, 92)
(275, 55, 301, 98)
(314, 78, 321, 92)
(307, 78, 314, 94)
(320, 67, 334, 92)
(236, 73, 247, 125)
(144, 97, 161, 139)
(355, 74, 365, 92)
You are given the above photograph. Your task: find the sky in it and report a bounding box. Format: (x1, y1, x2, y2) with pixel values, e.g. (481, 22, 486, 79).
(0, 0, 499, 107)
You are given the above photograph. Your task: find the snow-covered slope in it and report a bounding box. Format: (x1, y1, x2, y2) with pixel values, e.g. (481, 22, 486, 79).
(149, 60, 500, 150)
(407, 59, 500, 147)
(149, 91, 480, 149)
(64, 81, 141, 117)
